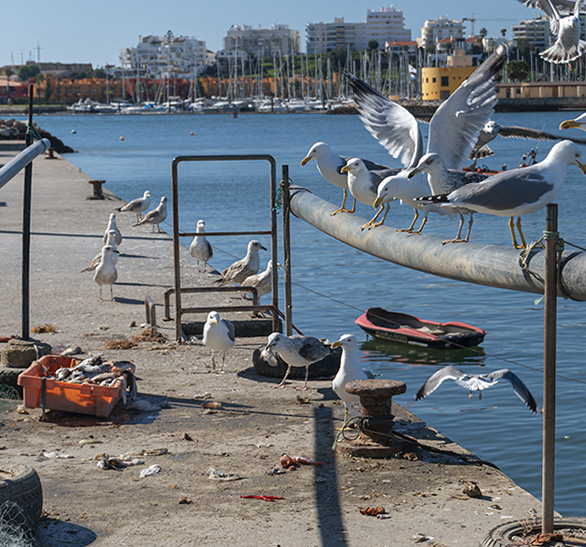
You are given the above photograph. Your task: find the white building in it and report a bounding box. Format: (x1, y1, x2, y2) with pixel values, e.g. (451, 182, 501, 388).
(222, 24, 300, 58)
(420, 16, 465, 50)
(306, 6, 411, 54)
(120, 34, 207, 78)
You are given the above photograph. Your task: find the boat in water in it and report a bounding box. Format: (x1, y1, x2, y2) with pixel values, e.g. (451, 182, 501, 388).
(355, 307, 486, 349)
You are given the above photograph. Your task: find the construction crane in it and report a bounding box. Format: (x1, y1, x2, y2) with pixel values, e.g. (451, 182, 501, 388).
(462, 16, 476, 36)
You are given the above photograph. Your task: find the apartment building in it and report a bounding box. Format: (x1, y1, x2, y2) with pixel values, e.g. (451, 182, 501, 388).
(222, 24, 300, 58)
(420, 16, 465, 50)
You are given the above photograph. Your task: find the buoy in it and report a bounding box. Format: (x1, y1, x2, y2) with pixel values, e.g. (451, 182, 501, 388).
(190, 131, 194, 136)
(71, 129, 76, 134)
(119, 136, 124, 141)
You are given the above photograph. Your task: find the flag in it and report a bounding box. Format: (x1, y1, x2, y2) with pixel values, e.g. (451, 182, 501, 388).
(408, 64, 417, 80)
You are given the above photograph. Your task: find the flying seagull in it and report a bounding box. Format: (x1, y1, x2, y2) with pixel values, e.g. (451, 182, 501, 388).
(414, 365, 538, 413)
(559, 111, 586, 131)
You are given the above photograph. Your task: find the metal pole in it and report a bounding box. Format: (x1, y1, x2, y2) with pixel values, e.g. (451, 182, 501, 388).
(281, 166, 293, 336)
(21, 83, 34, 340)
(171, 160, 183, 342)
(542, 203, 558, 534)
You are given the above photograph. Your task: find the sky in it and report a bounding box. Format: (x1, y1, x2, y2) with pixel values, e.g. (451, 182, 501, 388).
(1, 0, 538, 68)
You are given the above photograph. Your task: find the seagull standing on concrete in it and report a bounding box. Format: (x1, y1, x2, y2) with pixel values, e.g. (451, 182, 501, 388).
(133, 196, 167, 233)
(103, 213, 122, 246)
(93, 245, 118, 301)
(202, 311, 235, 372)
(331, 334, 371, 422)
(116, 190, 151, 221)
(214, 240, 266, 286)
(81, 230, 119, 272)
(189, 219, 213, 272)
(265, 332, 330, 390)
(414, 365, 538, 413)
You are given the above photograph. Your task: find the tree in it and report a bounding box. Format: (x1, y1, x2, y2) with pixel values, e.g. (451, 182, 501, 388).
(500, 28, 507, 38)
(368, 40, 379, 51)
(18, 63, 40, 81)
(479, 27, 488, 39)
(507, 59, 529, 82)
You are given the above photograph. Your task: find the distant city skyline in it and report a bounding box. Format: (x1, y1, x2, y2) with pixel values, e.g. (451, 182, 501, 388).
(2, 0, 538, 68)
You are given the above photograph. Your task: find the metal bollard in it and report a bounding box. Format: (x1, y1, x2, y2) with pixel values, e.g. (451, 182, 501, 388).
(88, 179, 105, 200)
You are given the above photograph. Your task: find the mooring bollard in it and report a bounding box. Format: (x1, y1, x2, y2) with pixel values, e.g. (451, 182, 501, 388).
(88, 179, 106, 200)
(345, 379, 407, 443)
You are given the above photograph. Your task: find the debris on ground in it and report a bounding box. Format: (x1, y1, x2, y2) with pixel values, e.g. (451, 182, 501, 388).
(359, 506, 387, 517)
(279, 454, 325, 470)
(207, 467, 242, 481)
(139, 465, 162, 478)
(240, 495, 285, 502)
(31, 324, 58, 334)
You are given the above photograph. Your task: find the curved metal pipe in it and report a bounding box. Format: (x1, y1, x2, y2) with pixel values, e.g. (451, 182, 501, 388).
(0, 138, 51, 190)
(289, 186, 586, 302)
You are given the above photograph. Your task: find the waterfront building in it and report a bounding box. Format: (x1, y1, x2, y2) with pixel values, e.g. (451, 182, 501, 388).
(35, 76, 123, 105)
(421, 48, 476, 100)
(306, 5, 411, 54)
(222, 24, 300, 59)
(512, 14, 586, 51)
(420, 16, 465, 51)
(120, 34, 207, 79)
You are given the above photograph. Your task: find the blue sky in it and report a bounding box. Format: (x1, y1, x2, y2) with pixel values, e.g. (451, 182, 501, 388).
(2, 1, 536, 68)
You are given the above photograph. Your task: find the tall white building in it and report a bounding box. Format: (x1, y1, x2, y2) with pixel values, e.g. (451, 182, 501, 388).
(512, 14, 586, 50)
(222, 24, 300, 58)
(306, 5, 411, 54)
(120, 34, 207, 78)
(420, 16, 465, 50)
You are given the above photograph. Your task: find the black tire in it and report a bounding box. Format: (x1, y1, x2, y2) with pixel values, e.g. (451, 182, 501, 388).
(252, 345, 341, 379)
(0, 465, 43, 533)
(480, 517, 586, 546)
(0, 366, 24, 397)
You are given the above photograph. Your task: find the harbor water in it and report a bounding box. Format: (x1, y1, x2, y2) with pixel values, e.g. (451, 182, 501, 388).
(22, 110, 586, 517)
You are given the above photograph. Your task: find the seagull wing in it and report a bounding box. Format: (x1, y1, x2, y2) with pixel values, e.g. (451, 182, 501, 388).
(499, 125, 586, 144)
(519, 0, 577, 11)
(414, 365, 465, 400)
(485, 369, 538, 413)
(221, 318, 236, 343)
(297, 337, 328, 363)
(347, 72, 423, 168)
(427, 44, 507, 169)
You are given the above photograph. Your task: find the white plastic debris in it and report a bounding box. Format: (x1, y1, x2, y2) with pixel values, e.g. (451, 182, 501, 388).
(140, 464, 162, 478)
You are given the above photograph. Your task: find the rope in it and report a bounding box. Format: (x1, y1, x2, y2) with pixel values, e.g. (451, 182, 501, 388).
(25, 122, 43, 142)
(331, 414, 499, 469)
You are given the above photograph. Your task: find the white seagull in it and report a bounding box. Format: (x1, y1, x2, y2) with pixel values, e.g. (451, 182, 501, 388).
(265, 332, 330, 390)
(414, 365, 538, 414)
(214, 240, 267, 286)
(81, 230, 119, 272)
(348, 45, 507, 243)
(103, 213, 122, 246)
(116, 190, 151, 221)
(339, 158, 400, 230)
(417, 140, 586, 248)
(93, 245, 118, 301)
(521, 0, 586, 64)
(133, 196, 167, 233)
(189, 219, 213, 272)
(331, 334, 371, 422)
(202, 311, 235, 372)
(300, 141, 389, 216)
(241, 259, 275, 302)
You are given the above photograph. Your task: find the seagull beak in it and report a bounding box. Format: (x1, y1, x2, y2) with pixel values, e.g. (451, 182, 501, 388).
(373, 196, 383, 208)
(260, 245, 267, 251)
(407, 166, 422, 179)
(577, 160, 586, 175)
(559, 119, 578, 130)
(300, 156, 311, 166)
(340, 165, 350, 174)
(331, 340, 341, 348)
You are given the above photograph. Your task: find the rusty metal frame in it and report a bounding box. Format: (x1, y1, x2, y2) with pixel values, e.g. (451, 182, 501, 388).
(171, 154, 280, 341)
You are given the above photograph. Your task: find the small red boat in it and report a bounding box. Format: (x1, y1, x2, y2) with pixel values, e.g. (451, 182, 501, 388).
(355, 308, 486, 350)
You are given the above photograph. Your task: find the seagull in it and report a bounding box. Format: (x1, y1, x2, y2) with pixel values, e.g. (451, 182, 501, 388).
(414, 365, 538, 414)
(348, 44, 507, 243)
(116, 190, 151, 221)
(373, 170, 454, 234)
(133, 196, 167, 233)
(339, 158, 400, 230)
(417, 140, 586, 248)
(214, 240, 267, 286)
(93, 245, 118, 301)
(81, 230, 119, 272)
(202, 311, 235, 372)
(331, 334, 371, 422)
(265, 332, 330, 390)
(241, 259, 275, 302)
(189, 219, 213, 272)
(300, 142, 389, 216)
(103, 213, 122, 246)
(521, 0, 586, 64)
(470, 120, 586, 160)
(560, 111, 586, 131)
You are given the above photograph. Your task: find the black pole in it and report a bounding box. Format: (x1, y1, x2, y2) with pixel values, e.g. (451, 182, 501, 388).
(21, 83, 34, 340)
(281, 166, 293, 336)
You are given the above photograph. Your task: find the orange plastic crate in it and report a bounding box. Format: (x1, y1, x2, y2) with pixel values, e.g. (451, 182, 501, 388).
(17, 355, 135, 418)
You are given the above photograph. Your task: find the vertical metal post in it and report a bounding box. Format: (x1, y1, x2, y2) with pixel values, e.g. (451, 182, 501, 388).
(269, 157, 279, 333)
(542, 203, 558, 534)
(281, 166, 293, 336)
(21, 83, 34, 340)
(172, 159, 183, 342)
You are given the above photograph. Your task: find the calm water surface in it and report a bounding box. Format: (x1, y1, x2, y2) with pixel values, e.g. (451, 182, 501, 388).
(25, 110, 586, 517)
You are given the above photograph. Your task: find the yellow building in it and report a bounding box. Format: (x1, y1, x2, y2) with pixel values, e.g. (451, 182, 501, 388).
(421, 66, 476, 101)
(35, 76, 123, 104)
